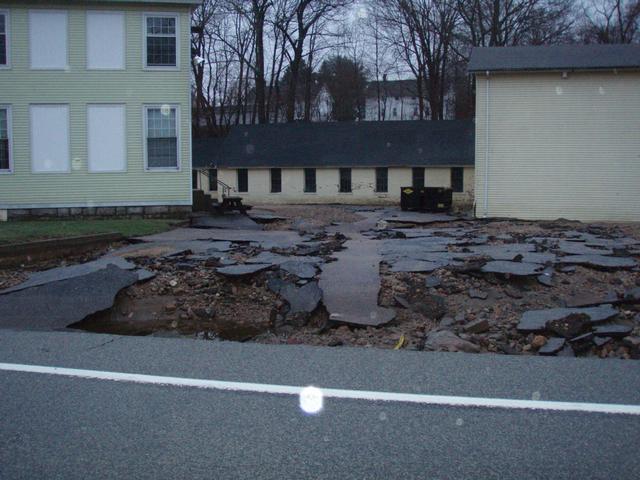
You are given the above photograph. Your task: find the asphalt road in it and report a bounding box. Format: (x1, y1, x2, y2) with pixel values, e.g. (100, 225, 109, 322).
(1, 330, 639, 479)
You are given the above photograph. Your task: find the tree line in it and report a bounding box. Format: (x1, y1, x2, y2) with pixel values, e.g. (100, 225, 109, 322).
(191, 0, 640, 135)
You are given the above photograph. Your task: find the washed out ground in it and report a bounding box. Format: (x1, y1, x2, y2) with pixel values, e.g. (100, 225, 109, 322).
(0, 205, 639, 359)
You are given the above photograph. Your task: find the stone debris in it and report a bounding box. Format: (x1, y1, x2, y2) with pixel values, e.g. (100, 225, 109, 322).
(593, 323, 633, 338)
(463, 318, 490, 334)
(390, 260, 444, 273)
(425, 275, 442, 288)
(424, 330, 481, 353)
(468, 288, 488, 300)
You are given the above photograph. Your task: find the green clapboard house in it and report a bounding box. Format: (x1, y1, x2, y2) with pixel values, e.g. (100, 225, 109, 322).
(0, 0, 199, 220)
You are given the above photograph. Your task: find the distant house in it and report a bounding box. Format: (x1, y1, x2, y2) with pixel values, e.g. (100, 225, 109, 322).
(192, 121, 474, 207)
(469, 44, 640, 222)
(363, 79, 455, 121)
(0, 0, 199, 220)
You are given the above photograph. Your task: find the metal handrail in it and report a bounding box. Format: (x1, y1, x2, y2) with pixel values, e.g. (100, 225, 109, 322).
(217, 179, 233, 198)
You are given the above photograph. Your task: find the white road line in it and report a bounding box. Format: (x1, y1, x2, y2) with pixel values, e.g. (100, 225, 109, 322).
(1, 362, 639, 416)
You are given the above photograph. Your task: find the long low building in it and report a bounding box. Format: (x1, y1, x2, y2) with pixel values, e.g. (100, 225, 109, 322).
(192, 120, 475, 208)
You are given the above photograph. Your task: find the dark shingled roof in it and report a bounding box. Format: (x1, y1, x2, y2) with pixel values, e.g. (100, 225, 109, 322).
(192, 121, 474, 169)
(468, 44, 640, 73)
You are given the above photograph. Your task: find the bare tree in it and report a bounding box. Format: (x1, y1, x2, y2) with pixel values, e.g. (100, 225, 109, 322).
(579, 0, 640, 43)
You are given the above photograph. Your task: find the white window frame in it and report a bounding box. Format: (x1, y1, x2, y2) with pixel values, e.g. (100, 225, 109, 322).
(28, 9, 69, 71)
(29, 104, 71, 174)
(143, 104, 181, 171)
(0, 105, 13, 174)
(87, 104, 127, 173)
(142, 12, 180, 70)
(0, 10, 11, 69)
(86, 10, 126, 71)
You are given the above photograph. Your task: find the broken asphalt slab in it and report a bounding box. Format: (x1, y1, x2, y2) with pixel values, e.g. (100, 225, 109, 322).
(319, 235, 395, 327)
(0, 256, 152, 295)
(517, 304, 619, 333)
(191, 214, 262, 230)
(216, 263, 272, 278)
(481, 260, 544, 276)
(383, 212, 460, 225)
(0, 265, 139, 331)
(558, 254, 638, 269)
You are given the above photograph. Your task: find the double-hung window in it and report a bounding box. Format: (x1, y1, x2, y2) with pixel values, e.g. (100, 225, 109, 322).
(412, 167, 424, 188)
(29, 10, 68, 70)
(270, 168, 282, 193)
(0, 107, 11, 171)
(145, 106, 179, 170)
(339, 168, 352, 193)
(0, 11, 9, 67)
(375, 167, 388, 193)
(451, 167, 464, 193)
(237, 168, 248, 192)
(304, 168, 316, 193)
(144, 14, 178, 68)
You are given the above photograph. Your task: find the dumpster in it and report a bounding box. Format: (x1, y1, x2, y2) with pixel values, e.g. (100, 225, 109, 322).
(422, 187, 453, 213)
(400, 186, 424, 211)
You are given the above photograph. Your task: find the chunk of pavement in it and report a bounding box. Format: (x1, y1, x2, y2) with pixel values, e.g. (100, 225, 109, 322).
(481, 261, 544, 276)
(593, 323, 633, 338)
(425, 275, 442, 288)
(537, 267, 554, 287)
(424, 330, 480, 353)
(623, 287, 640, 303)
(0, 265, 139, 331)
(0, 256, 137, 295)
(538, 337, 566, 356)
(247, 251, 322, 266)
(393, 295, 411, 309)
(468, 288, 488, 300)
(191, 214, 262, 230)
(278, 281, 322, 314)
(411, 294, 447, 320)
(556, 345, 575, 357)
(463, 318, 490, 334)
(557, 240, 613, 256)
(389, 260, 444, 273)
(134, 269, 156, 282)
(216, 263, 272, 277)
(560, 266, 576, 273)
(566, 291, 619, 308)
(547, 313, 590, 338)
(280, 260, 317, 279)
(558, 255, 637, 269)
(594, 336, 612, 347)
(248, 210, 287, 223)
(517, 304, 619, 332)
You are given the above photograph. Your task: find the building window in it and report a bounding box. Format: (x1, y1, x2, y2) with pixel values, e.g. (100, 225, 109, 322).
(392, 107, 398, 118)
(237, 168, 248, 192)
(0, 11, 9, 67)
(192, 170, 198, 189)
(304, 168, 316, 193)
(29, 10, 68, 70)
(208, 168, 217, 191)
(270, 168, 281, 193)
(145, 106, 179, 169)
(30, 105, 70, 173)
(144, 14, 178, 67)
(375, 167, 388, 193)
(412, 167, 424, 188)
(451, 167, 464, 193)
(339, 168, 352, 193)
(87, 11, 125, 70)
(88, 104, 126, 172)
(0, 107, 10, 171)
